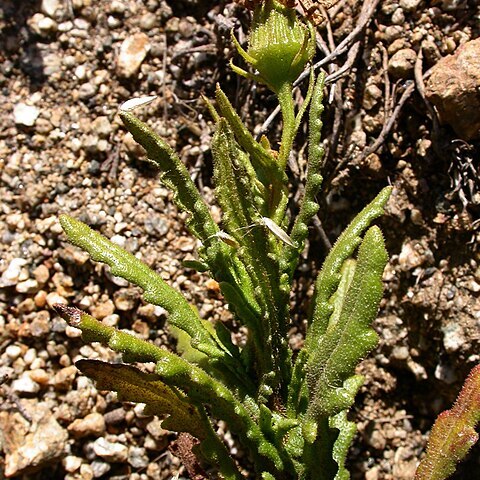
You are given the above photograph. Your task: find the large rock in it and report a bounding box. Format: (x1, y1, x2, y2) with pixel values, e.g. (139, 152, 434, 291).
(425, 38, 480, 140)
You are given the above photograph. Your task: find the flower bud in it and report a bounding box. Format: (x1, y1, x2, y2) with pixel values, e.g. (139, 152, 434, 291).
(242, 0, 315, 92)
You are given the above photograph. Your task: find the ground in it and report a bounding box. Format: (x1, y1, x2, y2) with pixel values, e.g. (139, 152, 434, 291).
(0, 0, 479, 479)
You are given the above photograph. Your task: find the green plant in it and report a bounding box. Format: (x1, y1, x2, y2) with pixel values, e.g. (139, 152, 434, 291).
(53, 1, 479, 479)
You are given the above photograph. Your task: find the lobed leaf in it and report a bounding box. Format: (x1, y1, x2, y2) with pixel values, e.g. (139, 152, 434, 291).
(306, 187, 392, 350)
(59, 215, 224, 359)
(284, 72, 325, 276)
(306, 226, 388, 420)
(119, 110, 218, 242)
(414, 364, 480, 480)
(76, 359, 207, 438)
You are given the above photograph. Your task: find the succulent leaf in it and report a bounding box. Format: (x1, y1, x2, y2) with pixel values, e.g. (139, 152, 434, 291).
(305, 226, 388, 420)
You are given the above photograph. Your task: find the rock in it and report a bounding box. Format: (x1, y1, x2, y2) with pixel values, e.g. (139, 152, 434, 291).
(367, 429, 387, 450)
(68, 412, 106, 438)
(28, 13, 57, 35)
(0, 402, 68, 477)
(16, 278, 40, 294)
(41, 0, 63, 19)
(62, 455, 82, 473)
(11, 373, 41, 394)
(127, 446, 149, 469)
(46, 291, 68, 308)
(30, 310, 51, 337)
(52, 365, 78, 391)
(116, 33, 150, 78)
(92, 116, 112, 138)
(434, 363, 458, 384)
(29, 369, 50, 386)
(425, 38, 480, 140)
(5, 344, 22, 360)
(78, 82, 98, 100)
(398, 240, 433, 271)
(441, 322, 466, 353)
(92, 437, 128, 462)
(104, 408, 126, 426)
(388, 48, 417, 78)
(90, 460, 111, 477)
(33, 264, 50, 284)
(363, 84, 383, 110)
(399, 0, 422, 11)
(13, 104, 40, 126)
(90, 299, 115, 319)
(113, 288, 139, 311)
(139, 12, 157, 30)
(1, 258, 28, 286)
(146, 417, 168, 440)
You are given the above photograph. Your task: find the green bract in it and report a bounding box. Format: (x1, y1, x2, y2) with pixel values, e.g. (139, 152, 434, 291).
(232, 0, 315, 93)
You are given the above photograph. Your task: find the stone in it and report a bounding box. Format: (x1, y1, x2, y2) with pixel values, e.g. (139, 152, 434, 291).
(441, 322, 466, 353)
(387, 48, 417, 78)
(62, 455, 82, 473)
(127, 446, 149, 469)
(116, 33, 150, 78)
(113, 288, 139, 311)
(16, 278, 40, 294)
(41, 0, 63, 18)
(30, 311, 51, 337)
(0, 401, 68, 477)
(46, 291, 68, 308)
(11, 373, 41, 394)
(1, 258, 28, 286)
(425, 38, 480, 140)
(92, 437, 128, 462)
(68, 413, 106, 438)
(33, 264, 50, 284)
(13, 103, 40, 126)
(91, 460, 111, 477)
(399, 0, 422, 11)
(90, 299, 115, 319)
(52, 365, 78, 391)
(5, 344, 22, 360)
(92, 116, 113, 138)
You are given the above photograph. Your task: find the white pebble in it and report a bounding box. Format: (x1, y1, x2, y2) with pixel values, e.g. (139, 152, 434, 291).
(5, 345, 22, 360)
(1, 258, 28, 285)
(14, 103, 40, 126)
(12, 373, 40, 394)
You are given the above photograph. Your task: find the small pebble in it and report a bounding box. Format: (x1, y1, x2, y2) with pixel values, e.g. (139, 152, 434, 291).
(90, 461, 111, 478)
(52, 365, 77, 391)
(12, 372, 41, 394)
(127, 446, 149, 469)
(6, 345, 22, 360)
(388, 48, 417, 78)
(29, 368, 50, 386)
(62, 455, 82, 473)
(116, 33, 150, 78)
(68, 412, 106, 438)
(1, 258, 28, 286)
(46, 291, 68, 308)
(16, 278, 40, 294)
(14, 103, 40, 126)
(92, 437, 128, 462)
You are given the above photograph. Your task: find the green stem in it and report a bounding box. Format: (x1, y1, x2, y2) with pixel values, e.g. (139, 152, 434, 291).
(277, 81, 296, 173)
